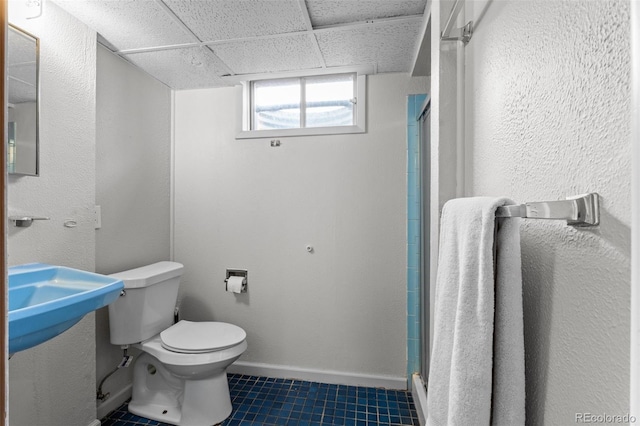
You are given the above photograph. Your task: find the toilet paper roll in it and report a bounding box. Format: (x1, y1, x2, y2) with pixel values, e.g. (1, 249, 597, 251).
(226, 276, 245, 293)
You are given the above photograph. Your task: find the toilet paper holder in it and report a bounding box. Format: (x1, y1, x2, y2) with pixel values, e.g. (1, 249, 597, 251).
(225, 269, 247, 293)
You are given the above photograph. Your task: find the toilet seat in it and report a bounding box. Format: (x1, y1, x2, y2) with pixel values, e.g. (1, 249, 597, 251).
(160, 320, 246, 354)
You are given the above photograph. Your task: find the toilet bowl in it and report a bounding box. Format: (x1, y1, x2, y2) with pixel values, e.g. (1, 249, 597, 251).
(129, 321, 247, 425)
(150, 320, 247, 379)
(108, 262, 247, 426)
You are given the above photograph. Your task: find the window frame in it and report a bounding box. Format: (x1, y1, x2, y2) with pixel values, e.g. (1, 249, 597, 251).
(236, 73, 367, 139)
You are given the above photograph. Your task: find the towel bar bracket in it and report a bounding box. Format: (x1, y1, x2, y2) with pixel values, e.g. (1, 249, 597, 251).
(565, 193, 599, 227)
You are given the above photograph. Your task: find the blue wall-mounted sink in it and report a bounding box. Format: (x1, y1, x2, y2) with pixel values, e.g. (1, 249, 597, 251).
(9, 263, 124, 354)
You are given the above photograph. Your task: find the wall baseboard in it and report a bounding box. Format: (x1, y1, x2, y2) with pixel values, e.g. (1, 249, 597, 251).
(411, 374, 427, 426)
(228, 361, 407, 390)
(96, 383, 132, 420)
(87, 420, 101, 426)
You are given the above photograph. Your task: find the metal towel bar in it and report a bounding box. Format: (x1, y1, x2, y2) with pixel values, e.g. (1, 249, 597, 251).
(495, 193, 600, 227)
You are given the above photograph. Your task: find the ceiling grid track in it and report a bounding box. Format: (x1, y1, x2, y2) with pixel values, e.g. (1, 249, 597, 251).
(152, 0, 236, 76)
(118, 42, 200, 56)
(312, 14, 424, 33)
(203, 31, 312, 46)
(297, 0, 326, 69)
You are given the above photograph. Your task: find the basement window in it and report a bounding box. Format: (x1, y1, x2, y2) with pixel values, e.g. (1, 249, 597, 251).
(237, 73, 366, 139)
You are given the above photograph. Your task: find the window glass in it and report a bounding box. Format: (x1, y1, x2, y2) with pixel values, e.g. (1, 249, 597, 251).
(305, 74, 355, 128)
(250, 73, 357, 131)
(252, 78, 300, 130)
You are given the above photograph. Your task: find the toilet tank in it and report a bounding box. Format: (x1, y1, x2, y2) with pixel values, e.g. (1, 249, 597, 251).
(108, 261, 184, 345)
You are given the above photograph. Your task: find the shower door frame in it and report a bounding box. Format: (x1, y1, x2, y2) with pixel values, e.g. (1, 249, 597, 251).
(631, 0, 640, 418)
(418, 98, 431, 383)
(1, 0, 7, 421)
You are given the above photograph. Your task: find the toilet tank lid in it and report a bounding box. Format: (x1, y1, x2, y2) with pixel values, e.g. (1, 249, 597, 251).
(109, 261, 184, 289)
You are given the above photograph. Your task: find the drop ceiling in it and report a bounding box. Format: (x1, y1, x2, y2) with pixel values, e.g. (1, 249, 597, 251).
(8, 27, 37, 103)
(52, 0, 429, 90)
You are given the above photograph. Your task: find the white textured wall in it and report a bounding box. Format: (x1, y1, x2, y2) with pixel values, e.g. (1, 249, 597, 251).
(95, 45, 171, 414)
(7, 2, 98, 425)
(465, 1, 630, 423)
(174, 74, 427, 381)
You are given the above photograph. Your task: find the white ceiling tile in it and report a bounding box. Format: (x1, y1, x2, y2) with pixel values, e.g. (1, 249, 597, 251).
(212, 35, 323, 75)
(316, 21, 423, 73)
(122, 47, 230, 89)
(53, 0, 194, 51)
(306, 0, 427, 27)
(52, 0, 427, 89)
(8, 63, 36, 103)
(8, 27, 36, 67)
(8, 80, 36, 104)
(163, 0, 308, 41)
(8, 27, 37, 103)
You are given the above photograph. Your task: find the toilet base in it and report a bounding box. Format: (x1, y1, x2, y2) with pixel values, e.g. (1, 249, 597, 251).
(130, 352, 233, 426)
(129, 401, 182, 425)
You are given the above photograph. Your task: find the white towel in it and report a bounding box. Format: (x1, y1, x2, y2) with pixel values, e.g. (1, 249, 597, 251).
(426, 197, 525, 426)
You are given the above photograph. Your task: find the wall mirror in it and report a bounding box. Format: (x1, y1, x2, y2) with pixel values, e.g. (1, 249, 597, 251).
(8, 24, 39, 176)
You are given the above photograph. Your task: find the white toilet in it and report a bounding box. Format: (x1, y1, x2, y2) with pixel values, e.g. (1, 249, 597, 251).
(108, 261, 247, 426)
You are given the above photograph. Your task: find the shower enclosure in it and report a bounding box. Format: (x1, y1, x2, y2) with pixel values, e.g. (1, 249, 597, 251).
(407, 94, 430, 390)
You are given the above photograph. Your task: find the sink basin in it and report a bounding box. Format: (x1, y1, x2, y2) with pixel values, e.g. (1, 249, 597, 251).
(9, 263, 124, 354)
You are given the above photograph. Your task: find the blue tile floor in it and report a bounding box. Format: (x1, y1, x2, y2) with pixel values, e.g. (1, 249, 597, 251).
(101, 374, 420, 425)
